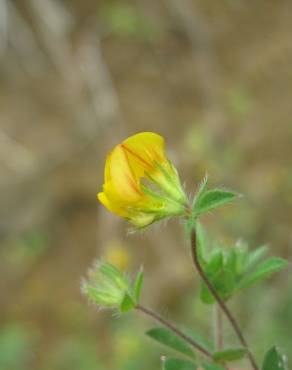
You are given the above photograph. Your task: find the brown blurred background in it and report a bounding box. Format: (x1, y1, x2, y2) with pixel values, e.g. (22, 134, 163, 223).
(0, 1, 291, 369)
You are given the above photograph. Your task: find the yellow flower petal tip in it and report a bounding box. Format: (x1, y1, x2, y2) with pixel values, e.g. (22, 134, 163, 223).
(97, 132, 188, 227)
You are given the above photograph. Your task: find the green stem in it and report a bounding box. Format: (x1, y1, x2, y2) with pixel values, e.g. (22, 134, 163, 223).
(136, 303, 212, 359)
(190, 228, 259, 370)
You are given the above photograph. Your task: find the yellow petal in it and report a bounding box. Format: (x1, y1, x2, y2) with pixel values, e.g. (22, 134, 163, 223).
(121, 132, 166, 179)
(104, 149, 113, 183)
(97, 192, 127, 217)
(107, 145, 142, 202)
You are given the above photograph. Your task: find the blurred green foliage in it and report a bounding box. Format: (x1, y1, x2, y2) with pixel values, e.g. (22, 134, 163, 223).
(228, 88, 252, 117)
(101, 3, 160, 40)
(46, 336, 101, 370)
(0, 324, 38, 370)
(2, 231, 48, 270)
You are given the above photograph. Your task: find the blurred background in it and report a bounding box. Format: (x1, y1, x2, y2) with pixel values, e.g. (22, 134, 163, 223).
(0, 0, 291, 369)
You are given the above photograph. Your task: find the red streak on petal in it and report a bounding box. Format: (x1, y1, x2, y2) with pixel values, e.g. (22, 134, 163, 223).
(118, 144, 142, 195)
(126, 174, 142, 195)
(121, 143, 153, 169)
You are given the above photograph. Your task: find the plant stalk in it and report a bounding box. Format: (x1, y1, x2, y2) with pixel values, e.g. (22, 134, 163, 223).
(190, 228, 259, 370)
(136, 303, 212, 359)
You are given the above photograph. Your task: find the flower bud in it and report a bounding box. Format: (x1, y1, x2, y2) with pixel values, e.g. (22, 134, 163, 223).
(97, 132, 188, 228)
(82, 261, 132, 311)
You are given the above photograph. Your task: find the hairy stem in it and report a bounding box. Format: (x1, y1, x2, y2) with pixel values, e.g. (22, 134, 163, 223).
(136, 303, 212, 359)
(190, 228, 259, 370)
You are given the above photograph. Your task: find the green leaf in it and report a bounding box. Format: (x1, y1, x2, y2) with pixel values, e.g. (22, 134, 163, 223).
(200, 268, 235, 304)
(193, 189, 239, 215)
(163, 358, 197, 370)
(214, 268, 236, 299)
(225, 249, 237, 275)
(120, 293, 135, 313)
(200, 282, 216, 304)
(234, 243, 249, 275)
(236, 257, 288, 291)
(134, 269, 144, 302)
(146, 327, 195, 359)
(245, 245, 268, 270)
(208, 250, 224, 274)
(193, 175, 209, 207)
(212, 347, 247, 362)
(262, 346, 289, 370)
(202, 363, 226, 370)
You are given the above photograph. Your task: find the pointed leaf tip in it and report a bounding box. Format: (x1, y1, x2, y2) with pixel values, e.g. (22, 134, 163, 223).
(237, 257, 288, 291)
(134, 268, 144, 302)
(262, 346, 289, 370)
(193, 188, 240, 216)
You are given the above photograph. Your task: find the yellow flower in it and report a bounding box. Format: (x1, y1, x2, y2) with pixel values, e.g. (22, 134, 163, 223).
(98, 132, 188, 227)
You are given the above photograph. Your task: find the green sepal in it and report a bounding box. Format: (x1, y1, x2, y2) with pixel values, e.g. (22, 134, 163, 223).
(146, 327, 196, 359)
(140, 183, 165, 200)
(99, 262, 130, 290)
(120, 293, 135, 313)
(148, 160, 188, 204)
(212, 347, 247, 362)
(82, 261, 133, 310)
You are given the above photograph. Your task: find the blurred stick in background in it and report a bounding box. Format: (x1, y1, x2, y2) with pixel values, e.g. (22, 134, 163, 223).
(0, 0, 8, 56)
(164, 0, 226, 132)
(0, 129, 37, 174)
(6, 1, 47, 75)
(0, 0, 125, 238)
